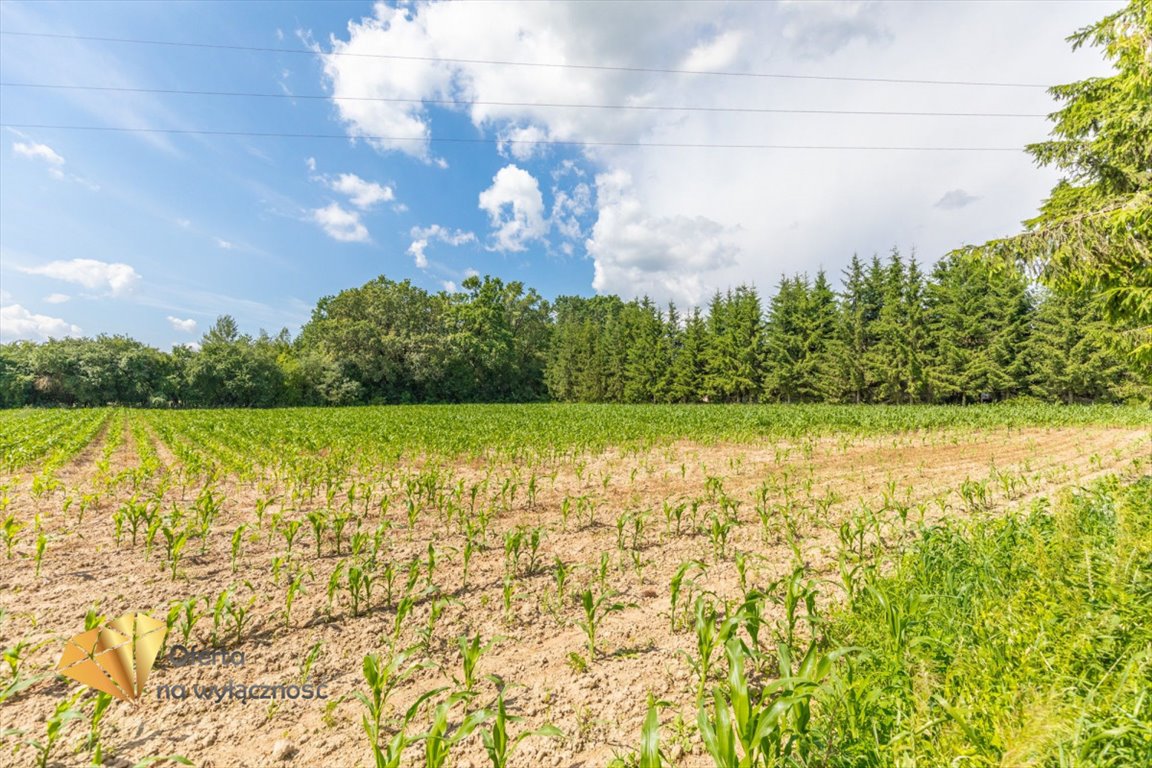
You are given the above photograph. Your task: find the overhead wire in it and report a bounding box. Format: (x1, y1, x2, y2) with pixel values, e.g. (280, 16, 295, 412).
(0, 123, 1026, 151)
(0, 81, 1051, 118)
(0, 30, 1053, 89)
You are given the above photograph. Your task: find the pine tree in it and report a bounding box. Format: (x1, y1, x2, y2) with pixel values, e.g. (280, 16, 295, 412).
(1026, 288, 1128, 403)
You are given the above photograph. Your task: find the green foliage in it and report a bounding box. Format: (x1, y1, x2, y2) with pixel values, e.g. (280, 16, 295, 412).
(2, 257, 1148, 408)
(480, 691, 562, 768)
(959, 0, 1152, 364)
(817, 477, 1152, 766)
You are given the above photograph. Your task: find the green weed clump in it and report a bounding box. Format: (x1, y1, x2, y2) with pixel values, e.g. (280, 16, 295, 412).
(818, 476, 1152, 766)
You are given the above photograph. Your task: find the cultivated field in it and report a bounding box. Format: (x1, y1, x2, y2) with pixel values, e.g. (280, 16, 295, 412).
(1, 405, 1149, 768)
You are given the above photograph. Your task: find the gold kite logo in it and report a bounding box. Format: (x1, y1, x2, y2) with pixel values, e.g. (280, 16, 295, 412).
(57, 613, 167, 701)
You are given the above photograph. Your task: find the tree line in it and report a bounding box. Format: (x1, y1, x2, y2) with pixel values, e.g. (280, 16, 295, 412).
(1, 251, 1147, 408)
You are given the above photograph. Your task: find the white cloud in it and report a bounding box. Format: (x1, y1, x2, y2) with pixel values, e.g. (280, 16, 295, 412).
(318, 1, 714, 160)
(20, 258, 141, 296)
(407, 239, 431, 268)
(587, 170, 738, 306)
(441, 280, 457, 292)
(13, 141, 65, 166)
(311, 202, 370, 243)
(215, 238, 235, 250)
(317, 4, 451, 161)
(779, 0, 893, 59)
(322, 1, 1114, 302)
(175, 218, 192, 228)
(327, 173, 395, 209)
(478, 165, 547, 252)
(167, 316, 198, 333)
(43, 293, 70, 304)
(0, 304, 82, 341)
(497, 125, 551, 161)
(11, 138, 99, 188)
(407, 224, 476, 268)
(552, 181, 592, 241)
(681, 30, 746, 71)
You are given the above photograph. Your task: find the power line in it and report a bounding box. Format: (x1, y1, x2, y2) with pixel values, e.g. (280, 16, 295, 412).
(0, 122, 1025, 151)
(0, 81, 1050, 119)
(0, 30, 1052, 89)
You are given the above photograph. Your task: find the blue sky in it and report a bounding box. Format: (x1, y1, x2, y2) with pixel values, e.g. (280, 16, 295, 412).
(0, 0, 1120, 348)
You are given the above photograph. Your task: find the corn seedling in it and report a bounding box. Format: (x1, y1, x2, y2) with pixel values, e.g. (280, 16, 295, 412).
(480, 691, 563, 768)
(33, 533, 47, 577)
(576, 588, 628, 660)
(419, 692, 490, 768)
(84, 692, 113, 765)
(2, 514, 23, 558)
(454, 634, 501, 693)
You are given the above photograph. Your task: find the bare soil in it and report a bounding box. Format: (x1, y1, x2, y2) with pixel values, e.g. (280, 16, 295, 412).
(1, 425, 1147, 768)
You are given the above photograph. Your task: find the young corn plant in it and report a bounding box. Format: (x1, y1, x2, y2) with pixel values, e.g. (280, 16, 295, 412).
(230, 524, 248, 573)
(419, 693, 490, 768)
(480, 691, 563, 768)
(419, 595, 455, 652)
(611, 694, 666, 768)
(1, 638, 49, 706)
(454, 634, 501, 693)
(279, 518, 303, 556)
(357, 651, 438, 768)
(669, 560, 707, 633)
(33, 533, 47, 578)
(160, 522, 189, 580)
(552, 557, 572, 603)
(84, 691, 113, 765)
(347, 562, 375, 617)
(576, 588, 628, 661)
(283, 570, 308, 627)
(307, 509, 329, 558)
(2, 514, 23, 559)
(682, 597, 743, 704)
(17, 689, 85, 768)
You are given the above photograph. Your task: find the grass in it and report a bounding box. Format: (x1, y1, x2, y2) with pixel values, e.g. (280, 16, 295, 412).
(809, 476, 1152, 766)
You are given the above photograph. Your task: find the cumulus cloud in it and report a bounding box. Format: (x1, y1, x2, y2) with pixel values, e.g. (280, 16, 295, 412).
(20, 258, 141, 296)
(407, 224, 476, 268)
(326, 173, 395, 209)
(587, 170, 738, 305)
(478, 165, 547, 252)
(43, 293, 70, 304)
(0, 304, 82, 341)
(320, 1, 1106, 301)
(167, 316, 198, 333)
(318, 1, 716, 160)
(935, 189, 980, 210)
(317, 5, 451, 161)
(311, 202, 370, 243)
